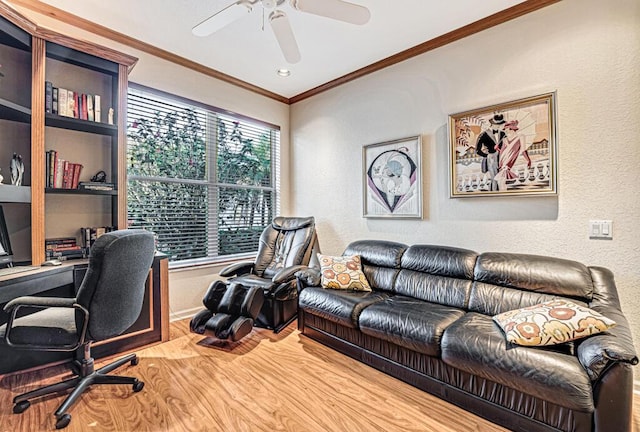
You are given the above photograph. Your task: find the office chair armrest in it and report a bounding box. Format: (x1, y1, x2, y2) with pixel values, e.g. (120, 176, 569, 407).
(3, 296, 77, 312)
(272, 265, 308, 284)
(3, 296, 89, 350)
(219, 261, 255, 277)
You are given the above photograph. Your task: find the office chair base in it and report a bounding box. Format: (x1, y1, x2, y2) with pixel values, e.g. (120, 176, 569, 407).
(12, 353, 143, 429)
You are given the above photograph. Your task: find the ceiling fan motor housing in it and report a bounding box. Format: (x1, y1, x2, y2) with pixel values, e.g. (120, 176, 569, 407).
(261, 0, 284, 10)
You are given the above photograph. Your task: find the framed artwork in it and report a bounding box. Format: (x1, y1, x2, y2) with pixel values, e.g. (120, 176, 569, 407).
(448, 92, 557, 198)
(363, 135, 422, 218)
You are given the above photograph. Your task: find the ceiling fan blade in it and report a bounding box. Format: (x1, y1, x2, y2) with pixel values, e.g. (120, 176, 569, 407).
(192, 1, 253, 37)
(289, 0, 370, 25)
(269, 10, 301, 64)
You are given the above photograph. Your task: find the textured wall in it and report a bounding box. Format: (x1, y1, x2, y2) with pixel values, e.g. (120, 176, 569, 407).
(291, 0, 640, 370)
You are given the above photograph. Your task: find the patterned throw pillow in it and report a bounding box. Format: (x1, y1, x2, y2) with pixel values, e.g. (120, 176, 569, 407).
(318, 254, 371, 291)
(493, 299, 616, 346)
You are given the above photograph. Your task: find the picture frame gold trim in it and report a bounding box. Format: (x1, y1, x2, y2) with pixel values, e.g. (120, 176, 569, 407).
(362, 135, 422, 219)
(448, 92, 557, 198)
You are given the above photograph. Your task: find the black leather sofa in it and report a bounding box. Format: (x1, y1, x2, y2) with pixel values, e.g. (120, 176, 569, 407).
(296, 240, 638, 432)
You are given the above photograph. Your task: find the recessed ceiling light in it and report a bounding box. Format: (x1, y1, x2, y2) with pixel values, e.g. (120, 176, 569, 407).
(277, 68, 291, 77)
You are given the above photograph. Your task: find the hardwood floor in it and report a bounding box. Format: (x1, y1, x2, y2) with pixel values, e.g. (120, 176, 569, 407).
(0, 320, 638, 431)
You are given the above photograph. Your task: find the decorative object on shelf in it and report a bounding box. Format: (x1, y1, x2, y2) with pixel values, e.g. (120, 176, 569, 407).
(107, 108, 114, 125)
(10, 152, 24, 186)
(90, 170, 107, 183)
(448, 92, 557, 198)
(362, 135, 422, 219)
(0, 168, 3, 184)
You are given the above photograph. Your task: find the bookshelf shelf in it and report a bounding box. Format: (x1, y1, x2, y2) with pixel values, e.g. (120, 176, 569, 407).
(45, 188, 117, 196)
(0, 97, 31, 123)
(45, 113, 117, 135)
(0, 185, 31, 203)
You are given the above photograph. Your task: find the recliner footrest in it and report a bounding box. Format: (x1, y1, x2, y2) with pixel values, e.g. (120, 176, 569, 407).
(190, 282, 265, 342)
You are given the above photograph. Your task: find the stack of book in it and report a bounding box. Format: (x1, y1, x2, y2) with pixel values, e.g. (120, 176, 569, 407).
(45, 81, 104, 123)
(78, 181, 115, 191)
(45, 237, 85, 260)
(81, 226, 116, 249)
(45, 150, 83, 189)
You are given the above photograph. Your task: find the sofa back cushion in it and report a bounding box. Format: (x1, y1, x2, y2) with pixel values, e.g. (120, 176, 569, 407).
(343, 240, 407, 292)
(394, 245, 478, 308)
(469, 252, 594, 315)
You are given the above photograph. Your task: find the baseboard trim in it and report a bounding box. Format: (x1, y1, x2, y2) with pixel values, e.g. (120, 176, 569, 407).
(170, 307, 202, 323)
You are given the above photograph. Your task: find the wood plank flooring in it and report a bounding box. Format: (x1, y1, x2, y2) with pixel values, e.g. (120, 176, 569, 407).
(0, 320, 638, 431)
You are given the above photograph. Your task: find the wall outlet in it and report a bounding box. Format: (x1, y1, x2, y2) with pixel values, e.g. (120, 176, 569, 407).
(589, 220, 613, 240)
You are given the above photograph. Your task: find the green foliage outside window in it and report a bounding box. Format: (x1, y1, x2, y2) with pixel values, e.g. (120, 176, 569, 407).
(127, 103, 275, 262)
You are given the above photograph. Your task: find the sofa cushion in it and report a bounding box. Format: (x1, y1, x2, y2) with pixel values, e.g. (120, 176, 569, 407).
(318, 254, 371, 291)
(474, 252, 594, 301)
(401, 244, 477, 279)
(441, 312, 594, 412)
(299, 287, 387, 328)
(359, 295, 465, 357)
(343, 240, 407, 292)
(493, 299, 616, 346)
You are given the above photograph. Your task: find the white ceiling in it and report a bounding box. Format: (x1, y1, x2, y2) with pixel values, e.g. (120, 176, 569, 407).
(32, 0, 527, 99)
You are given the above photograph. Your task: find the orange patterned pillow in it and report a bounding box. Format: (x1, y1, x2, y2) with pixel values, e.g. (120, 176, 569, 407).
(318, 254, 371, 291)
(493, 299, 616, 346)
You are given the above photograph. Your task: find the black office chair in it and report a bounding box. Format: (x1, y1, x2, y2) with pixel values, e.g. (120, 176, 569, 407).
(213, 216, 319, 333)
(0, 230, 155, 429)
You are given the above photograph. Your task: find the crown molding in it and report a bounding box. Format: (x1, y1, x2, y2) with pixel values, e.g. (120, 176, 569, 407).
(8, 0, 561, 105)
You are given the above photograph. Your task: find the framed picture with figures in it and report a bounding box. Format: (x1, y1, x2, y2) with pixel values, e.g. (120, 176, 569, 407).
(363, 135, 422, 218)
(448, 92, 557, 198)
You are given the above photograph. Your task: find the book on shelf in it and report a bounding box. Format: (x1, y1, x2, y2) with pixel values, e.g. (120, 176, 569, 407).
(45, 237, 87, 260)
(45, 150, 83, 189)
(70, 91, 77, 119)
(94, 94, 101, 123)
(81, 226, 116, 249)
(45, 83, 104, 123)
(45, 81, 53, 113)
(87, 94, 94, 121)
(58, 88, 68, 117)
(78, 181, 115, 191)
(52, 87, 59, 115)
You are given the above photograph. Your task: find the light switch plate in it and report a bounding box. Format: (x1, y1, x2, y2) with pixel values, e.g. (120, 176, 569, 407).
(589, 220, 613, 240)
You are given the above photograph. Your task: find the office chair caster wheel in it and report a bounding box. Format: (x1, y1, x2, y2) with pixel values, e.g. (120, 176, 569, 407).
(131, 356, 139, 366)
(13, 400, 30, 414)
(55, 413, 71, 429)
(133, 380, 144, 392)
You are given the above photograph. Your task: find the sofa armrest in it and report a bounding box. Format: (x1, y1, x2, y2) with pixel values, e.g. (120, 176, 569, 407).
(295, 267, 321, 290)
(578, 266, 639, 380)
(219, 261, 254, 277)
(577, 308, 638, 380)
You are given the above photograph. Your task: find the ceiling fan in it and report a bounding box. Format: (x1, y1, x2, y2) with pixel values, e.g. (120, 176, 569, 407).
(192, 0, 371, 64)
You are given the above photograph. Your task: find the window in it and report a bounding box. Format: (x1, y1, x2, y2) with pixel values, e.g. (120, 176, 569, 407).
(126, 84, 280, 266)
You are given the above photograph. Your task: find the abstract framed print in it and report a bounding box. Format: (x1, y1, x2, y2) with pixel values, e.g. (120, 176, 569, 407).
(363, 135, 422, 218)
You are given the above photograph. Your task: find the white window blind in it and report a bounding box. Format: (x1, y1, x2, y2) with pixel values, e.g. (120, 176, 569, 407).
(126, 84, 280, 265)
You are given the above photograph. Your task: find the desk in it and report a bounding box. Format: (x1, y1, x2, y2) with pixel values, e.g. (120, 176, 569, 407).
(0, 264, 75, 304)
(0, 255, 169, 375)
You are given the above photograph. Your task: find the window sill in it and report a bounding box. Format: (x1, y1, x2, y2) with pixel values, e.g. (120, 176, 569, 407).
(168, 253, 257, 273)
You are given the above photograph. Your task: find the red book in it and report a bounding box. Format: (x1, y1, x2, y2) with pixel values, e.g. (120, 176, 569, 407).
(74, 92, 80, 118)
(71, 163, 83, 189)
(62, 161, 72, 189)
(81, 94, 88, 120)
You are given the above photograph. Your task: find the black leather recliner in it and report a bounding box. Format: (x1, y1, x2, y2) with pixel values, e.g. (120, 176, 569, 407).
(194, 216, 319, 336)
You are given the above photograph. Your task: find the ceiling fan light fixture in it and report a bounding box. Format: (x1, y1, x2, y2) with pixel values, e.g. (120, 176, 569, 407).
(289, 0, 370, 25)
(276, 68, 291, 77)
(192, 1, 253, 37)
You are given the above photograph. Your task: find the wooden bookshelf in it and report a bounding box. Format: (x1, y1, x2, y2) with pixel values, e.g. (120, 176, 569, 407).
(0, 1, 137, 265)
